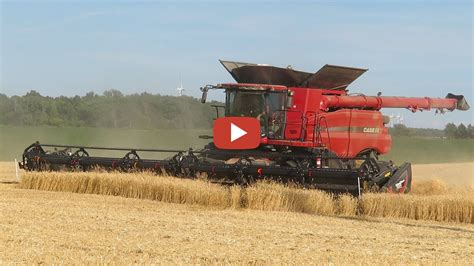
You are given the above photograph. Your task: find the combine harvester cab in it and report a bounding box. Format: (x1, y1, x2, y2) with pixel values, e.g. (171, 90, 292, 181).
(20, 60, 469, 195)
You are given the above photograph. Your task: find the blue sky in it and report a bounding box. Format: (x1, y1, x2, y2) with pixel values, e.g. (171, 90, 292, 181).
(1, 0, 472, 128)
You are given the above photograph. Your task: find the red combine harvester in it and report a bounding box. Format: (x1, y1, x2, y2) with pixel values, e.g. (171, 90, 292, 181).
(20, 60, 469, 195)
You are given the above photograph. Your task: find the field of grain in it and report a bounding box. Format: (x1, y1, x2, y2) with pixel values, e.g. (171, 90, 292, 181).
(0, 161, 473, 263)
(15, 162, 474, 224)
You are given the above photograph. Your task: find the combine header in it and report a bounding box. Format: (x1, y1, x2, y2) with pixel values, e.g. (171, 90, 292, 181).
(20, 60, 469, 195)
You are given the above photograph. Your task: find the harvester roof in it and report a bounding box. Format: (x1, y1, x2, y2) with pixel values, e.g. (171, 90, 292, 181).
(218, 83, 288, 91)
(220, 60, 367, 90)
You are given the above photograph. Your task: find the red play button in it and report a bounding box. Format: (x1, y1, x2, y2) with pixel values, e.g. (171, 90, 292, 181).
(213, 117, 261, 150)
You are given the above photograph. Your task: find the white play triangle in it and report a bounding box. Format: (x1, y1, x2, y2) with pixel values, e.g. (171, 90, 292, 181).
(230, 123, 247, 142)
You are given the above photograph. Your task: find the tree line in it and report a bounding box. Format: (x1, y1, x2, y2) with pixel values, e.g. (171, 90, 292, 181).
(0, 90, 472, 138)
(444, 123, 473, 139)
(391, 123, 473, 139)
(0, 90, 216, 129)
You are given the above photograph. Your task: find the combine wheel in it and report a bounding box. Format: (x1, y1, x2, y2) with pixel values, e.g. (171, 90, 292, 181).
(167, 152, 184, 176)
(358, 158, 380, 190)
(296, 159, 312, 184)
(33, 157, 48, 171)
(358, 149, 379, 160)
(120, 150, 140, 172)
(234, 159, 253, 185)
(70, 148, 89, 171)
(178, 151, 199, 178)
(23, 145, 46, 171)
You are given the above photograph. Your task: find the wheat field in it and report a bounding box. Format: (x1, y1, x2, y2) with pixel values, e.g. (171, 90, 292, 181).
(14, 162, 474, 224)
(1, 161, 473, 264)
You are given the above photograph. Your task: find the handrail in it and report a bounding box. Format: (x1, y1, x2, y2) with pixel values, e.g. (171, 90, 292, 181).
(305, 111, 318, 145)
(316, 116, 331, 150)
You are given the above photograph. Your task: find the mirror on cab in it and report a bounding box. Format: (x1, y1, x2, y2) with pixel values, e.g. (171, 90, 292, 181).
(286, 91, 294, 109)
(200, 87, 208, 103)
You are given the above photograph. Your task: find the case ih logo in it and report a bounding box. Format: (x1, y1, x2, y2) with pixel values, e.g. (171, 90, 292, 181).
(363, 127, 381, 133)
(319, 126, 382, 133)
(213, 117, 260, 150)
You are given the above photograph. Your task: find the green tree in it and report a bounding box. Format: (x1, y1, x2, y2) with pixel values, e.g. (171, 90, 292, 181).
(457, 123, 469, 139)
(0, 89, 216, 129)
(468, 124, 474, 139)
(392, 124, 410, 136)
(444, 123, 457, 139)
(103, 89, 123, 98)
